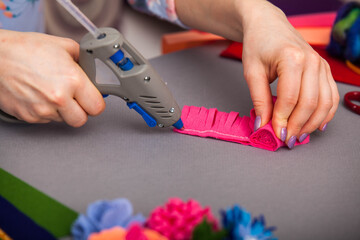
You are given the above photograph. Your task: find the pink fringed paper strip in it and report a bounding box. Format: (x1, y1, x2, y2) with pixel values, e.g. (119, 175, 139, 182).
(174, 105, 309, 151)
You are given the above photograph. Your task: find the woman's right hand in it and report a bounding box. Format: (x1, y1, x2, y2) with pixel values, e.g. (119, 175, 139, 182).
(0, 30, 105, 127)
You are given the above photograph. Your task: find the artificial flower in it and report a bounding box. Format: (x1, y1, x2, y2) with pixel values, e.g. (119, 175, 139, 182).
(88, 224, 168, 240)
(221, 205, 277, 240)
(72, 198, 145, 240)
(191, 219, 227, 240)
(146, 198, 218, 240)
(88, 227, 126, 240)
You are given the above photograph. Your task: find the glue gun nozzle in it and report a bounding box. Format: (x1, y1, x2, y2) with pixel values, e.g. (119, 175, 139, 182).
(172, 118, 184, 130)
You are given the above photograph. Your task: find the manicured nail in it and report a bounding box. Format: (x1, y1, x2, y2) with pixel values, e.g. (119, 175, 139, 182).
(280, 128, 287, 142)
(299, 133, 308, 143)
(321, 123, 328, 132)
(287, 136, 297, 149)
(254, 116, 261, 132)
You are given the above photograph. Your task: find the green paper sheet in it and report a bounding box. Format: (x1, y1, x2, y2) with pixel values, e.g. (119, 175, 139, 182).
(0, 168, 78, 238)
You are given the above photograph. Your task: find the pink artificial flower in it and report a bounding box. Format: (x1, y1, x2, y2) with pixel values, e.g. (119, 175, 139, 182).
(146, 198, 218, 240)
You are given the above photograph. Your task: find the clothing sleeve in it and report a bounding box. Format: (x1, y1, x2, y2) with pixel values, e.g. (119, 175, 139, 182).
(0, 0, 44, 32)
(126, 0, 188, 28)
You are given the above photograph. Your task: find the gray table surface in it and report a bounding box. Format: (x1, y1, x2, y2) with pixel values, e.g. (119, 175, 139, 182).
(1, 42, 360, 239)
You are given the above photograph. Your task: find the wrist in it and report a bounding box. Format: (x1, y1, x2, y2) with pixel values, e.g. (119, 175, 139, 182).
(235, 0, 286, 34)
(175, 0, 245, 41)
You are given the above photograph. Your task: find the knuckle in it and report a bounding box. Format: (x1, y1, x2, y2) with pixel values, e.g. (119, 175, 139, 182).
(283, 47, 305, 65)
(334, 91, 340, 106)
(243, 71, 252, 82)
(71, 115, 88, 128)
(23, 115, 40, 123)
(291, 124, 303, 133)
(273, 118, 288, 130)
(324, 60, 331, 71)
(328, 110, 337, 122)
(281, 94, 298, 107)
(63, 38, 79, 48)
(308, 52, 321, 65)
(303, 123, 319, 134)
(33, 104, 54, 118)
(288, 119, 303, 133)
(300, 97, 318, 111)
(13, 108, 25, 121)
(66, 71, 83, 89)
(272, 111, 288, 125)
(322, 99, 333, 110)
(26, 119, 39, 124)
(91, 100, 105, 116)
(54, 117, 64, 122)
(244, 69, 261, 82)
(252, 98, 268, 110)
(49, 91, 66, 107)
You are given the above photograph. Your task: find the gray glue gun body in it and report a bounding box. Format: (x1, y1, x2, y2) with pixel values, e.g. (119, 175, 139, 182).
(79, 27, 183, 129)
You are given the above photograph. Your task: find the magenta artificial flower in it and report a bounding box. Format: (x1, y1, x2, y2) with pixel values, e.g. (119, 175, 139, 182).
(146, 198, 218, 240)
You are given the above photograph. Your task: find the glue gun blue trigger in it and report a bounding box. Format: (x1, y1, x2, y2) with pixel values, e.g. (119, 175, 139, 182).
(127, 102, 157, 127)
(173, 118, 184, 129)
(127, 102, 183, 129)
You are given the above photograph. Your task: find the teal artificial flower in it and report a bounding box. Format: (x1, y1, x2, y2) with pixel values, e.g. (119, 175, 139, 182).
(221, 205, 277, 240)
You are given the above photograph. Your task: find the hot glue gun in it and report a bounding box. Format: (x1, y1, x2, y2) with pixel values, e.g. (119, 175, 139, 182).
(0, 0, 183, 130)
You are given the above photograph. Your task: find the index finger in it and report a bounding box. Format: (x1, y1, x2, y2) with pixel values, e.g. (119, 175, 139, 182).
(272, 51, 303, 141)
(74, 64, 106, 116)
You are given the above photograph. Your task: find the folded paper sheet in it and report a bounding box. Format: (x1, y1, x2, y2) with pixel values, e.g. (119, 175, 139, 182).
(287, 12, 336, 28)
(0, 168, 78, 239)
(173, 105, 309, 151)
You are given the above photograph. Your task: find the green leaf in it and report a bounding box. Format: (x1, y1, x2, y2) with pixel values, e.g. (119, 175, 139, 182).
(192, 219, 228, 240)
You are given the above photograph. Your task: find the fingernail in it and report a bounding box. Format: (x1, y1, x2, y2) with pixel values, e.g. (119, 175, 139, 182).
(321, 123, 328, 132)
(299, 133, 308, 143)
(254, 116, 261, 132)
(287, 136, 297, 149)
(280, 128, 287, 142)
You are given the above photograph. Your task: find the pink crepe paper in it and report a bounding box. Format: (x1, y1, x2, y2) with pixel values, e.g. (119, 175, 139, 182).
(287, 12, 336, 28)
(146, 198, 218, 240)
(173, 102, 309, 151)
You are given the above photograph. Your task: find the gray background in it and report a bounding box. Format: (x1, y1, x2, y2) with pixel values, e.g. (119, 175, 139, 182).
(1, 42, 360, 239)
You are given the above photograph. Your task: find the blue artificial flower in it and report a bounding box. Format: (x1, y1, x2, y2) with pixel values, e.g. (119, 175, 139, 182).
(71, 198, 145, 240)
(221, 205, 277, 240)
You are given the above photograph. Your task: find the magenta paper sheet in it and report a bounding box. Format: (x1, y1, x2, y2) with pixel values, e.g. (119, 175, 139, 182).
(173, 106, 310, 151)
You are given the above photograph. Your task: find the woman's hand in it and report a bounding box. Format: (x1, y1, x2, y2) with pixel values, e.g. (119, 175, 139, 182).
(0, 30, 105, 127)
(240, 0, 339, 147)
(175, 0, 339, 148)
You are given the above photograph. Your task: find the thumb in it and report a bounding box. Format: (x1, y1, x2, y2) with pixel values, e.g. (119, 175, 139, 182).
(243, 62, 273, 131)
